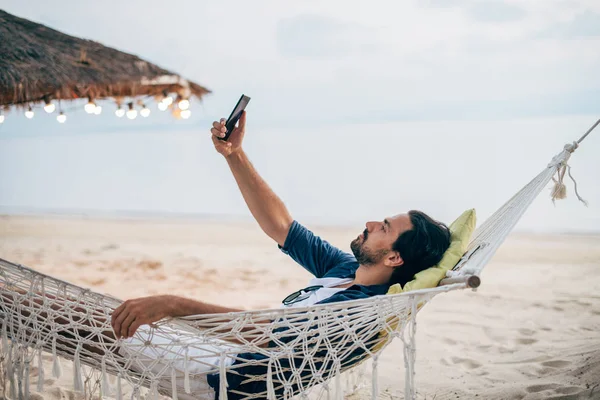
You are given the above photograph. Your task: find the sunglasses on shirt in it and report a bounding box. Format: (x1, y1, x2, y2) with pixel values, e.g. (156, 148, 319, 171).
(282, 285, 323, 306)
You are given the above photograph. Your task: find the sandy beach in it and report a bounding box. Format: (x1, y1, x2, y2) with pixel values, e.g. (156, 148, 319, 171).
(1, 214, 599, 399)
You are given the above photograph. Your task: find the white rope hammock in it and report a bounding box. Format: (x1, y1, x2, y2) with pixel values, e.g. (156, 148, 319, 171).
(1, 119, 597, 400)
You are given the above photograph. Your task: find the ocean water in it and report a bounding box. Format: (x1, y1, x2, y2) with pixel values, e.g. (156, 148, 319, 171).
(1, 114, 599, 233)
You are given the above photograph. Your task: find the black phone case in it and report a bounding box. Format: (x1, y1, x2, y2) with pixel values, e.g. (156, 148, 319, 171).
(220, 94, 251, 141)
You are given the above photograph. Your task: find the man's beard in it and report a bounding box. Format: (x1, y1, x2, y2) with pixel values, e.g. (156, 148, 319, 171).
(350, 229, 388, 265)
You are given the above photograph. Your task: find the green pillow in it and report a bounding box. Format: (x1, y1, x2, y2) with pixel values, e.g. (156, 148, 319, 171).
(387, 208, 477, 295)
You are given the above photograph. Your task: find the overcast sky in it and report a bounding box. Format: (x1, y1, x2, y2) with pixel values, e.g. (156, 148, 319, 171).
(0, 0, 599, 233)
(2, 0, 599, 123)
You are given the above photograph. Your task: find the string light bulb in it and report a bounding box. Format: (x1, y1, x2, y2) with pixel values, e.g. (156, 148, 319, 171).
(84, 98, 96, 113)
(94, 105, 102, 115)
(115, 105, 125, 117)
(126, 102, 137, 119)
(160, 90, 173, 107)
(25, 106, 34, 119)
(43, 96, 56, 113)
(57, 112, 67, 123)
(178, 98, 190, 111)
(0, 113, 4, 124)
(140, 104, 150, 117)
(181, 109, 191, 119)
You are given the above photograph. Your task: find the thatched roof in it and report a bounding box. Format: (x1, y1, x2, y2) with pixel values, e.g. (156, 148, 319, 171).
(0, 9, 210, 108)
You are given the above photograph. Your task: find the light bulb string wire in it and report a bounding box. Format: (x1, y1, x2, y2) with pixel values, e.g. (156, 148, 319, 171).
(3, 94, 181, 116)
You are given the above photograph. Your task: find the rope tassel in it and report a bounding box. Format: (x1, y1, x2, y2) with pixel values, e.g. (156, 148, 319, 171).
(8, 343, 17, 400)
(550, 168, 567, 201)
(184, 346, 191, 394)
(131, 386, 140, 400)
(73, 344, 84, 392)
(335, 361, 343, 400)
(566, 165, 588, 206)
(150, 380, 159, 400)
(51, 335, 62, 379)
(1, 319, 8, 352)
(219, 352, 229, 400)
(371, 357, 379, 400)
(266, 360, 275, 400)
(16, 353, 23, 400)
(550, 142, 588, 206)
(171, 367, 179, 400)
(24, 360, 31, 400)
(37, 346, 45, 392)
(116, 373, 122, 400)
(101, 356, 111, 396)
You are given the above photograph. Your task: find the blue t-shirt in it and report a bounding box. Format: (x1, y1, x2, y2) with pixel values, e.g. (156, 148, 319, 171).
(207, 220, 390, 398)
(278, 220, 390, 303)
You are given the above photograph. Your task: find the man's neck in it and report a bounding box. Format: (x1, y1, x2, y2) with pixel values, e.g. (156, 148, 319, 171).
(352, 264, 393, 287)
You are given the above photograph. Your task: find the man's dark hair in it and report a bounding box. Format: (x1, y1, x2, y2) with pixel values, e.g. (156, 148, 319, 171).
(390, 210, 451, 288)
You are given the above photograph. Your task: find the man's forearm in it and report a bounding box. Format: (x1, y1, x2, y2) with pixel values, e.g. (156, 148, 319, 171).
(168, 295, 271, 347)
(169, 295, 242, 317)
(226, 150, 293, 246)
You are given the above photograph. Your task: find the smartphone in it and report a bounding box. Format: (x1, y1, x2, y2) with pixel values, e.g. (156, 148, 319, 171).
(219, 94, 251, 141)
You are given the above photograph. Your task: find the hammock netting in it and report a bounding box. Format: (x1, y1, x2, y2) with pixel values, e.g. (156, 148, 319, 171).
(0, 120, 596, 400)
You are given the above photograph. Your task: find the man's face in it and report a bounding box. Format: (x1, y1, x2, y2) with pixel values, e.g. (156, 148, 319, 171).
(350, 214, 413, 266)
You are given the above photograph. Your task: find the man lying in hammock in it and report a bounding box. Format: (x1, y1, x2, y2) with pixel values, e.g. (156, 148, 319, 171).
(0, 111, 451, 400)
(110, 110, 452, 339)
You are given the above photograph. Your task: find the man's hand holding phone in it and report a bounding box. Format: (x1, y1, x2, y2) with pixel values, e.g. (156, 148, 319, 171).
(211, 110, 246, 158)
(211, 94, 250, 158)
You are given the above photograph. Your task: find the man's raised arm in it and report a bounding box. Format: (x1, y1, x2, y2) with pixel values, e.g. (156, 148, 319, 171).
(211, 111, 293, 247)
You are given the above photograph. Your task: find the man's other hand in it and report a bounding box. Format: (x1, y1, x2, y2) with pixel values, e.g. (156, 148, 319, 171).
(111, 295, 173, 339)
